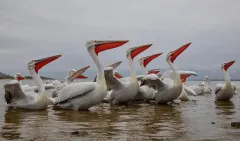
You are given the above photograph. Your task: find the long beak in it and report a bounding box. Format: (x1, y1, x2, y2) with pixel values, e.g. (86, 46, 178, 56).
(95, 40, 129, 55)
(35, 54, 62, 73)
(69, 66, 90, 81)
(170, 42, 191, 63)
(108, 61, 122, 70)
(224, 61, 235, 71)
(180, 74, 191, 83)
(178, 71, 197, 76)
(131, 44, 152, 59)
(142, 53, 163, 67)
(114, 72, 124, 78)
(179, 71, 197, 83)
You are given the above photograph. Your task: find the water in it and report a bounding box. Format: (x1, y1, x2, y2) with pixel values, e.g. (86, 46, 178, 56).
(0, 80, 240, 141)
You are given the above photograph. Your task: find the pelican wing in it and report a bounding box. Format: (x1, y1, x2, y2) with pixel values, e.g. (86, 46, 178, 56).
(32, 84, 55, 93)
(104, 68, 123, 90)
(215, 84, 223, 94)
(232, 83, 236, 91)
(55, 82, 95, 104)
(140, 74, 165, 91)
(4, 81, 27, 104)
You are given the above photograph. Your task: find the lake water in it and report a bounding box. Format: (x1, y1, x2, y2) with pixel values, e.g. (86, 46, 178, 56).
(0, 79, 239, 141)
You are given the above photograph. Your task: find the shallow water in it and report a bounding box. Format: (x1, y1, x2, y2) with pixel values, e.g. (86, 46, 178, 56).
(0, 80, 240, 141)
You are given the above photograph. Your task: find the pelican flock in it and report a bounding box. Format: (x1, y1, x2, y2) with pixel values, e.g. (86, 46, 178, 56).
(3, 40, 238, 110)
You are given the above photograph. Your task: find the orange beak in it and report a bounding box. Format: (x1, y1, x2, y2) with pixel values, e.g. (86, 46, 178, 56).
(131, 44, 152, 59)
(143, 53, 163, 67)
(114, 72, 123, 78)
(17, 75, 24, 81)
(35, 54, 62, 73)
(76, 75, 88, 79)
(170, 42, 191, 63)
(180, 74, 191, 83)
(69, 65, 90, 81)
(95, 40, 129, 55)
(224, 61, 235, 71)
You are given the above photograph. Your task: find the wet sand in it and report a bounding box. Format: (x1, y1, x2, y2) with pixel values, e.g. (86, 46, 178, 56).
(0, 80, 239, 141)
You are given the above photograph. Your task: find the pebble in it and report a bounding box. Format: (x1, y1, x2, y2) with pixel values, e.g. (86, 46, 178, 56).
(231, 122, 240, 128)
(71, 131, 89, 136)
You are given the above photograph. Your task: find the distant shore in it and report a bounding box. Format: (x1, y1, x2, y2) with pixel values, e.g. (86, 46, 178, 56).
(0, 76, 55, 80)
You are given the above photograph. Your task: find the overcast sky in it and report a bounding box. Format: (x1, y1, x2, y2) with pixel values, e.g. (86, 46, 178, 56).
(1, 0, 240, 78)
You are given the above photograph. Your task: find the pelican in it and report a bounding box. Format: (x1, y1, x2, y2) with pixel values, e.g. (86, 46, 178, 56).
(101, 61, 123, 102)
(139, 42, 191, 104)
(53, 40, 128, 110)
(178, 72, 197, 101)
(51, 66, 90, 98)
(135, 53, 163, 101)
(161, 69, 198, 97)
(4, 54, 62, 109)
(199, 76, 212, 93)
(104, 44, 152, 104)
(215, 61, 235, 101)
(11, 73, 55, 93)
(188, 76, 213, 95)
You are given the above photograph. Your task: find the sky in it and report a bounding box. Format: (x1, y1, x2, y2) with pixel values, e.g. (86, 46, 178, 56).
(0, 0, 240, 79)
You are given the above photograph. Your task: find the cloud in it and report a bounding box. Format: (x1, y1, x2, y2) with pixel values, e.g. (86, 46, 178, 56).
(0, 0, 240, 79)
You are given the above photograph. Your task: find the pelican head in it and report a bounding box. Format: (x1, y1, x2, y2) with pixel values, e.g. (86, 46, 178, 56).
(28, 54, 62, 73)
(221, 61, 235, 72)
(126, 44, 152, 60)
(166, 42, 191, 63)
(86, 40, 129, 56)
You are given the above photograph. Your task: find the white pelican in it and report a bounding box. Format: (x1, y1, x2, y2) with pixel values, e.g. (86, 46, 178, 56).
(161, 69, 198, 96)
(188, 76, 213, 95)
(12, 73, 55, 93)
(104, 44, 152, 104)
(135, 53, 163, 101)
(101, 61, 123, 102)
(178, 72, 197, 101)
(139, 42, 192, 104)
(53, 40, 128, 110)
(4, 54, 62, 109)
(215, 61, 235, 101)
(198, 76, 212, 93)
(51, 66, 90, 98)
